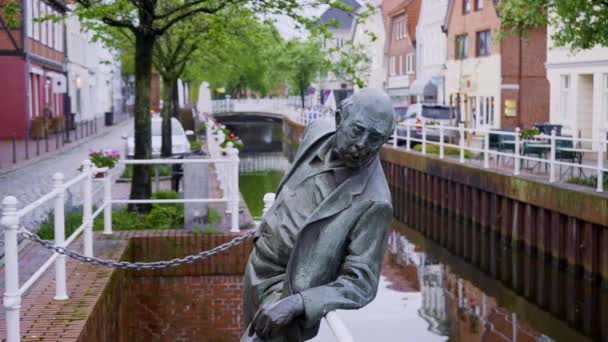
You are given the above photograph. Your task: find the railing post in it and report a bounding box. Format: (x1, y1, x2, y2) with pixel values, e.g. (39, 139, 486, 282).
(392, 128, 398, 148)
(103, 172, 113, 234)
(52, 173, 69, 300)
(549, 129, 557, 183)
(421, 125, 427, 155)
(406, 123, 411, 152)
(262, 193, 276, 217)
(597, 131, 604, 193)
(459, 123, 465, 163)
(483, 129, 490, 169)
(2, 196, 21, 342)
(227, 143, 240, 233)
(514, 127, 521, 176)
(81, 160, 94, 257)
(439, 125, 445, 159)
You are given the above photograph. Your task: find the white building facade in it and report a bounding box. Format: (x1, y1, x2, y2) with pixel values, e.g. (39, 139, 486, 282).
(546, 29, 608, 148)
(351, 0, 387, 91)
(65, 9, 123, 122)
(413, 0, 448, 104)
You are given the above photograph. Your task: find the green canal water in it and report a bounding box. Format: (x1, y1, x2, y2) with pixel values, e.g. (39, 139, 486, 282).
(240, 170, 284, 218)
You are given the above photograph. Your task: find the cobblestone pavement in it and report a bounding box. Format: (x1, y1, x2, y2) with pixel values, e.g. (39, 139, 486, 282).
(0, 120, 132, 234)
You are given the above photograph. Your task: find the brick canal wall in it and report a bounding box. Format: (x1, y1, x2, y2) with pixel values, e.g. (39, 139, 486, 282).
(284, 118, 608, 283)
(380, 146, 608, 285)
(77, 232, 254, 342)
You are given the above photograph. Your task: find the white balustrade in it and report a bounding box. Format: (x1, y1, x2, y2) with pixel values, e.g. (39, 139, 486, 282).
(389, 122, 608, 191)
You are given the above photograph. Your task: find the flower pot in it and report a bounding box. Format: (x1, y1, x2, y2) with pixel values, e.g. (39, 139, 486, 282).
(95, 172, 105, 178)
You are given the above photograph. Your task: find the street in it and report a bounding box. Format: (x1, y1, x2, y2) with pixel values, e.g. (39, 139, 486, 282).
(0, 120, 132, 231)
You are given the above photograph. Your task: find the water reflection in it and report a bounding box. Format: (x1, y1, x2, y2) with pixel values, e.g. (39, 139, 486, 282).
(380, 225, 602, 342)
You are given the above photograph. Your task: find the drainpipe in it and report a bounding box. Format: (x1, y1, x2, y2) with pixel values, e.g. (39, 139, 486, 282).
(517, 32, 523, 127)
(23, 0, 32, 144)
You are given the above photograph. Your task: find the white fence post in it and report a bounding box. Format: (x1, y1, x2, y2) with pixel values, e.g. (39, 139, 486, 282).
(597, 132, 604, 193)
(81, 160, 94, 257)
(439, 125, 445, 159)
(392, 128, 398, 148)
(483, 129, 490, 169)
(52, 173, 68, 300)
(262, 193, 276, 217)
(549, 129, 557, 183)
(2, 196, 21, 342)
(421, 125, 427, 155)
(459, 123, 465, 163)
(514, 128, 521, 176)
(406, 123, 411, 152)
(103, 173, 113, 234)
(228, 143, 240, 233)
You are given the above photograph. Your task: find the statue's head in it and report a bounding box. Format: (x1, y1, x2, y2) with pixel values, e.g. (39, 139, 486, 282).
(334, 88, 395, 169)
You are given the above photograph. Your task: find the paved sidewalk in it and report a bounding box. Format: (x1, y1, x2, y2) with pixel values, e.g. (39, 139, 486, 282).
(0, 119, 132, 232)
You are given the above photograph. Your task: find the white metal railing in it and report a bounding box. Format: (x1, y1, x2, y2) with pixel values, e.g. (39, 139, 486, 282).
(391, 122, 608, 192)
(1, 141, 240, 341)
(261, 192, 355, 342)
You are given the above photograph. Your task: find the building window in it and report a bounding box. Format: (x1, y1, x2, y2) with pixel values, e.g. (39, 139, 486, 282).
(463, 0, 471, 13)
(398, 55, 403, 75)
(475, 0, 483, 10)
(477, 30, 491, 56)
(389, 56, 396, 76)
(394, 19, 407, 40)
(40, 3, 47, 45)
(455, 34, 468, 59)
(33, 0, 39, 40)
(406, 54, 414, 74)
(560, 75, 570, 119)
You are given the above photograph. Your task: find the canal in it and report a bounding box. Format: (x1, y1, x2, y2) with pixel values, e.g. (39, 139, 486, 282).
(219, 116, 607, 342)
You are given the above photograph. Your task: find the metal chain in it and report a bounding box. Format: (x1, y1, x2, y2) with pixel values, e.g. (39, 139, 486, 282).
(18, 227, 256, 270)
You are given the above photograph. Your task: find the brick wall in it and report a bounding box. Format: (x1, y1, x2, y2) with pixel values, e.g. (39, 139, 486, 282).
(77, 232, 254, 342)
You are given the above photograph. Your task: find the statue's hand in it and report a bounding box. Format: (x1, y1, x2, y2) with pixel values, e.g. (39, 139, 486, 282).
(249, 294, 304, 339)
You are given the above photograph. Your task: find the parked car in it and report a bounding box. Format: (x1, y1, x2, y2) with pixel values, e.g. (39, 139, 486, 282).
(393, 104, 409, 123)
(124, 117, 194, 158)
(395, 104, 457, 145)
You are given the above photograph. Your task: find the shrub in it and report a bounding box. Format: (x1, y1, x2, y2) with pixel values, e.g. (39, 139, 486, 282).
(205, 207, 222, 225)
(37, 209, 85, 240)
(192, 224, 221, 234)
(568, 175, 608, 189)
(413, 143, 473, 159)
(197, 122, 206, 132)
(121, 164, 172, 179)
(190, 140, 203, 150)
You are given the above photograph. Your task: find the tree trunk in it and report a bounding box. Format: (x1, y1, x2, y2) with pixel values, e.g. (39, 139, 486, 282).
(160, 75, 176, 158)
(128, 32, 155, 213)
(171, 78, 179, 118)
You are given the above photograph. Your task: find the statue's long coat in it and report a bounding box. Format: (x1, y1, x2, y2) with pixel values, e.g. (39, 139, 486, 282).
(242, 119, 393, 341)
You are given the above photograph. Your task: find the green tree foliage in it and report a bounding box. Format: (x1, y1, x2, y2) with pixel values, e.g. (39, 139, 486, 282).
(184, 10, 285, 98)
(499, 0, 608, 50)
(0, 0, 20, 29)
(68, 0, 356, 213)
(278, 39, 328, 108)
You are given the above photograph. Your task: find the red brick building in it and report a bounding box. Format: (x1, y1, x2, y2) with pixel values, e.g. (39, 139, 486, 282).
(444, 0, 549, 129)
(0, 0, 67, 139)
(384, 0, 421, 104)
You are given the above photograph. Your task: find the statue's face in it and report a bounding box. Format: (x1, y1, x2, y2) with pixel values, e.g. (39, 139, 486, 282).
(334, 101, 394, 169)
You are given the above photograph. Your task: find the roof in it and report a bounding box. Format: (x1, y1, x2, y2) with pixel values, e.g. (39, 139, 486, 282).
(319, 0, 361, 30)
(405, 0, 421, 42)
(386, 0, 421, 42)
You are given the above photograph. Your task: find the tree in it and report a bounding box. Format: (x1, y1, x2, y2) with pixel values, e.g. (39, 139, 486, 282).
(71, 0, 355, 212)
(184, 11, 286, 98)
(328, 41, 371, 89)
(498, 0, 608, 50)
(279, 39, 328, 108)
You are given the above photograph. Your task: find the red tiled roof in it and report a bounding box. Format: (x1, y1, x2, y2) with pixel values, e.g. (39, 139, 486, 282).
(406, 0, 421, 42)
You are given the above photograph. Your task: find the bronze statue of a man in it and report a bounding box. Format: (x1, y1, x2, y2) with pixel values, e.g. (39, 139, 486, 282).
(242, 89, 395, 341)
